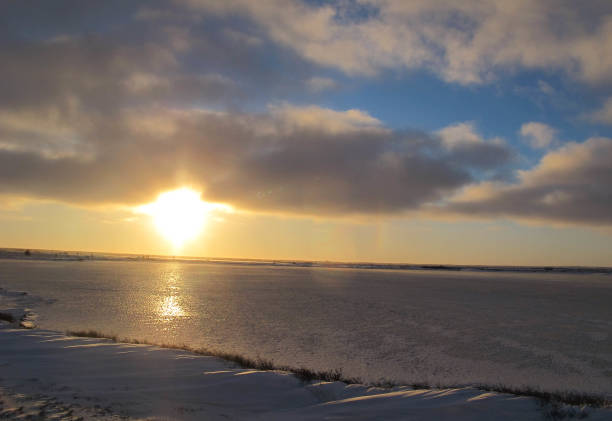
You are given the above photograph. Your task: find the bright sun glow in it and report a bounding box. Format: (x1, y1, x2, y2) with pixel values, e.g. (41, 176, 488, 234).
(137, 188, 228, 250)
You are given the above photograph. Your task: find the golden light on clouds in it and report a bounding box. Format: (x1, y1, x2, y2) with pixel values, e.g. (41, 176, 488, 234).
(136, 188, 232, 250)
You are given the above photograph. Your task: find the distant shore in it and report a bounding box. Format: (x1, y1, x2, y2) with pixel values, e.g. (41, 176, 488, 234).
(2, 247, 611, 275)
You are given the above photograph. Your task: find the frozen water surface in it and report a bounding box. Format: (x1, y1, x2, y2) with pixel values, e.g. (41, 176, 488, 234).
(1, 258, 611, 395)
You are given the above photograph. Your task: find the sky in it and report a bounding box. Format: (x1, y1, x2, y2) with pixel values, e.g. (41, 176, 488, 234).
(1, 0, 612, 265)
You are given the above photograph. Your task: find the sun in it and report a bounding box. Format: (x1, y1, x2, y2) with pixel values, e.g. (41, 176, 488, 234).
(138, 188, 209, 250)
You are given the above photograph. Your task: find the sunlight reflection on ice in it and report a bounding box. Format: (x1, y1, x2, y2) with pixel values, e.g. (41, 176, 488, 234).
(156, 265, 187, 322)
(159, 295, 185, 318)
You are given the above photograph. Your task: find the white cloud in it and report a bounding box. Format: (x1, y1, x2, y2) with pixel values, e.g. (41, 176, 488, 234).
(437, 122, 484, 148)
(182, 0, 612, 85)
(437, 122, 505, 148)
(270, 104, 385, 134)
(520, 122, 557, 149)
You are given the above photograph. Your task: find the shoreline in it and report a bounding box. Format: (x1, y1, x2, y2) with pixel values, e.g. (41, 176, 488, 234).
(1, 325, 611, 420)
(64, 328, 612, 409)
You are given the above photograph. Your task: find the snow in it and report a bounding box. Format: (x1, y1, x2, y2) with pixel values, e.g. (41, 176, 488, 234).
(4, 326, 604, 420)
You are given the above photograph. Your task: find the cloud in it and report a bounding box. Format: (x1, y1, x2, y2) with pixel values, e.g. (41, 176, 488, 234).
(3, 0, 612, 117)
(436, 122, 515, 170)
(270, 105, 385, 134)
(0, 104, 517, 215)
(447, 137, 612, 225)
(181, 0, 612, 85)
(437, 122, 484, 147)
(0, 1, 319, 116)
(520, 122, 558, 149)
(1, 0, 611, 228)
(0, 2, 513, 216)
(587, 97, 612, 124)
(0, 95, 606, 226)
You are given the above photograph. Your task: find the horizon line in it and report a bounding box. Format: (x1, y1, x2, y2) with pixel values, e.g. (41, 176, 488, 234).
(1, 246, 611, 272)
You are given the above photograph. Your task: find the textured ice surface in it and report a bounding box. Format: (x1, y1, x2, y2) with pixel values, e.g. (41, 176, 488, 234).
(0, 259, 611, 396)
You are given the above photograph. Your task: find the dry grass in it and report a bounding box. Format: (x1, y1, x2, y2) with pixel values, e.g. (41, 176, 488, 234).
(67, 329, 118, 342)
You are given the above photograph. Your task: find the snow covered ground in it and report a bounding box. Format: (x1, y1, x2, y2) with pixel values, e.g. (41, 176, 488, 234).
(3, 326, 610, 420)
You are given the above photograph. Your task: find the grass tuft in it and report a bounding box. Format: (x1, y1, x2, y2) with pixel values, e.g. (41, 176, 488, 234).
(66, 329, 118, 342)
(64, 329, 611, 409)
(0, 312, 15, 323)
